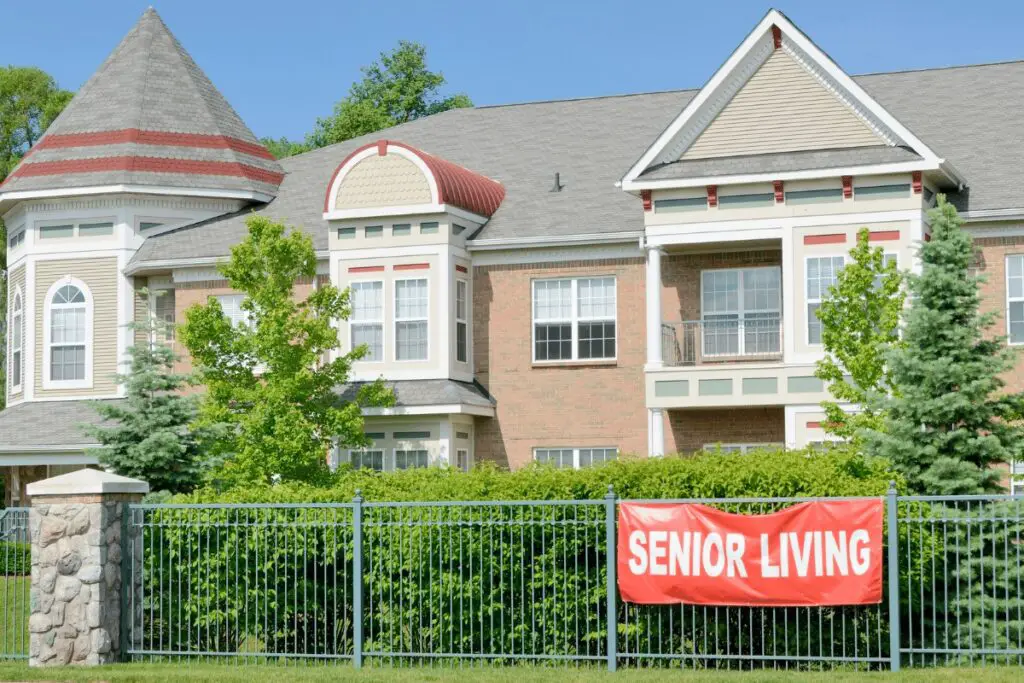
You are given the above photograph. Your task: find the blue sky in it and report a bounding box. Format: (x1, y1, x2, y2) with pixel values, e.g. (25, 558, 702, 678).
(4, 1, 1021, 141)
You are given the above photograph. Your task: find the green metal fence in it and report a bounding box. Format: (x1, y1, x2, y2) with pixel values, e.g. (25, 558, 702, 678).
(0, 507, 30, 660)
(2, 489, 1003, 671)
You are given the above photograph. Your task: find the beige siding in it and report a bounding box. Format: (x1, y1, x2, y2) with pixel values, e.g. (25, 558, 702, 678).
(134, 278, 149, 347)
(35, 258, 119, 397)
(682, 50, 884, 160)
(335, 154, 432, 209)
(7, 266, 26, 401)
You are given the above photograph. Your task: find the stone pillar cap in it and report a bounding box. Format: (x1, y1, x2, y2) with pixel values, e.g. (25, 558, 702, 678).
(26, 469, 150, 497)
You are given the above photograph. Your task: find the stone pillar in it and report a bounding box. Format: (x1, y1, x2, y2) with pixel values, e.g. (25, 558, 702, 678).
(27, 469, 148, 667)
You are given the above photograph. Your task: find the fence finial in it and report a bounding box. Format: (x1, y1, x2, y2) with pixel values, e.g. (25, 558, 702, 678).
(353, 488, 363, 503)
(887, 480, 898, 494)
(605, 484, 615, 498)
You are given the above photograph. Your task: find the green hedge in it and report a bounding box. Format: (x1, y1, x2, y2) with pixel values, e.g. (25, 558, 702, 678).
(0, 542, 30, 576)
(181, 445, 900, 504)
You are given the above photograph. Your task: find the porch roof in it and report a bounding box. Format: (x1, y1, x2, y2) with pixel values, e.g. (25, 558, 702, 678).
(0, 400, 122, 453)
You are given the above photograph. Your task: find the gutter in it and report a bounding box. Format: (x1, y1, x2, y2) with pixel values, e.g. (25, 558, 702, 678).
(125, 250, 331, 276)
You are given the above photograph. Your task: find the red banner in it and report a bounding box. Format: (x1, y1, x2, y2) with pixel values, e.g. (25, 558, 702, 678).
(617, 500, 883, 606)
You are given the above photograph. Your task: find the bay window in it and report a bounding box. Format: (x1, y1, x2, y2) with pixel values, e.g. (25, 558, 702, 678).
(806, 256, 844, 344)
(700, 267, 780, 356)
(456, 279, 468, 363)
(395, 279, 428, 360)
(350, 281, 384, 361)
(532, 276, 616, 362)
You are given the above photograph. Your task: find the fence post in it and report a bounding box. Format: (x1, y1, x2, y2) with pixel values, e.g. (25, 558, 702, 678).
(886, 480, 901, 672)
(352, 489, 363, 670)
(604, 484, 617, 672)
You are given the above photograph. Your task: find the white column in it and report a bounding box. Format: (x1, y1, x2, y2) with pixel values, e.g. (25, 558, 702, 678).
(645, 247, 663, 368)
(648, 408, 665, 457)
(438, 417, 452, 467)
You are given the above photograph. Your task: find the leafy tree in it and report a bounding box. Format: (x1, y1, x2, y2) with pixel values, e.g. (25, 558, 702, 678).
(866, 197, 1024, 493)
(814, 227, 904, 443)
(259, 136, 308, 160)
(0, 66, 73, 410)
(179, 215, 393, 486)
(85, 292, 208, 493)
(307, 41, 471, 148)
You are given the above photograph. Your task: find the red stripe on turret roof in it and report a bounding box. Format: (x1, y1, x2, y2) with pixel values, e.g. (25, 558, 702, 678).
(6, 156, 284, 185)
(32, 129, 276, 160)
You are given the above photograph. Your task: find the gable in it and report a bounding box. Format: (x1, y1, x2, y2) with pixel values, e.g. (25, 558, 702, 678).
(682, 49, 885, 160)
(334, 154, 433, 210)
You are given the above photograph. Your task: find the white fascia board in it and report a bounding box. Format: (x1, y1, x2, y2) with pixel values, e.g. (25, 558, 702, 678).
(0, 184, 273, 205)
(467, 230, 643, 251)
(621, 10, 780, 184)
(646, 208, 923, 239)
(362, 404, 496, 418)
(623, 160, 938, 193)
(962, 208, 1024, 222)
(646, 226, 784, 248)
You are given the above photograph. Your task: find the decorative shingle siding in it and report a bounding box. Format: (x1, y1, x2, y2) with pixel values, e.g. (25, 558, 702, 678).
(682, 50, 883, 160)
(34, 258, 119, 398)
(334, 154, 433, 210)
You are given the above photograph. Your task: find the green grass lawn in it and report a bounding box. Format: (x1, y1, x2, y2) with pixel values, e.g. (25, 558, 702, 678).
(0, 663, 1021, 683)
(0, 576, 29, 658)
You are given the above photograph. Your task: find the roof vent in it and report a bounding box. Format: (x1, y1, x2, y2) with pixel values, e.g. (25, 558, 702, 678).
(550, 172, 564, 193)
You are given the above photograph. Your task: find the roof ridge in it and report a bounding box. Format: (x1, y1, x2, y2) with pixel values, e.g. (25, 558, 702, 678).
(136, 9, 158, 134)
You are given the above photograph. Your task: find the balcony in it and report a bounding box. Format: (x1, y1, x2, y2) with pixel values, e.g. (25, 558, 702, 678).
(661, 316, 783, 367)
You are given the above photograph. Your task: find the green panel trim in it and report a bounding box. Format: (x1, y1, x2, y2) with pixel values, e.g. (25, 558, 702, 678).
(392, 224, 411, 236)
(654, 380, 689, 397)
(337, 227, 357, 239)
(654, 197, 707, 213)
(718, 193, 774, 208)
(788, 376, 825, 393)
(698, 378, 733, 396)
(854, 184, 910, 199)
(742, 377, 778, 395)
(365, 225, 383, 237)
(785, 188, 843, 205)
(419, 222, 439, 234)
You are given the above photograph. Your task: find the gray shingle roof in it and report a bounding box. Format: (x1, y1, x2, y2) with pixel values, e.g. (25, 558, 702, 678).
(0, 8, 282, 198)
(336, 380, 495, 408)
(638, 146, 922, 181)
(129, 59, 1024, 266)
(0, 400, 123, 451)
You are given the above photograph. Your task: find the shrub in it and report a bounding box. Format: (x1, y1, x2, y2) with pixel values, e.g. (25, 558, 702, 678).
(0, 542, 30, 576)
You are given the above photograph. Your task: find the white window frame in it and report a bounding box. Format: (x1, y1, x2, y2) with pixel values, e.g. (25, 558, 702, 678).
(805, 255, 845, 346)
(703, 443, 785, 454)
(455, 279, 469, 364)
(393, 448, 431, 470)
(394, 278, 429, 362)
(348, 448, 386, 472)
(9, 287, 23, 393)
(699, 266, 781, 357)
(533, 447, 618, 469)
(531, 276, 617, 363)
(1011, 460, 1024, 496)
(215, 294, 252, 328)
(43, 277, 93, 390)
(349, 279, 385, 363)
(455, 448, 470, 472)
(1006, 255, 1024, 345)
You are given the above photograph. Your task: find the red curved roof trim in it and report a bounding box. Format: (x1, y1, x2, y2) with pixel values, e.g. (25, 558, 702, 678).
(6, 156, 284, 185)
(323, 139, 505, 217)
(32, 128, 276, 160)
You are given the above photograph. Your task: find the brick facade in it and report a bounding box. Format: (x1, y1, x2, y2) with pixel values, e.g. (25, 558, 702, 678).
(667, 407, 785, 453)
(661, 249, 783, 321)
(473, 258, 648, 468)
(973, 235, 1024, 393)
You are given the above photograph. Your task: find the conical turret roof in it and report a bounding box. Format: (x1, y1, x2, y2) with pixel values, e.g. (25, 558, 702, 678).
(1, 8, 283, 199)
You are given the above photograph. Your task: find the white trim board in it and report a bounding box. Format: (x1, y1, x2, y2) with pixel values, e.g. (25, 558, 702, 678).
(362, 404, 495, 418)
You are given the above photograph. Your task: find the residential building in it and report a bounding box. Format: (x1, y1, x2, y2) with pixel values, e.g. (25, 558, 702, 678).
(3, 8, 1024, 502)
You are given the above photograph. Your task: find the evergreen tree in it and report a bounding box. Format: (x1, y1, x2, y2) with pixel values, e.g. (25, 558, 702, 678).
(866, 197, 1024, 493)
(815, 227, 904, 443)
(86, 292, 208, 493)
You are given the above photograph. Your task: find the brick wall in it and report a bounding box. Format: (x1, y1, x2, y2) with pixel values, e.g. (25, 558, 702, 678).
(473, 258, 647, 468)
(974, 236, 1024, 393)
(667, 407, 785, 453)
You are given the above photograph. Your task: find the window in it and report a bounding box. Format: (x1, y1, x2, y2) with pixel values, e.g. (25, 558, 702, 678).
(139, 221, 163, 231)
(785, 188, 843, 205)
(395, 449, 429, 470)
(704, 443, 784, 454)
(1008, 256, 1024, 345)
(535, 447, 618, 469)
(392, 224, 411, 236)
(455, 448, 470, 472)
(47, 283, 88, 384)
(150, 289, 176, 344)
(873, 253, 899, 291)
(365, 225, 383, 238)
(350, 281, 384, 361)
(78, 222, 113, 237)
(10, 291, 22, 390)
(452, 224, 468, 236)
(532, 277, 616, 362)
(456, 280, 468, 363)
(854, 184, 911, 200)
(395, 279, 428, 360)
(701, 267, 780, 356)
(8, 230, 24, 249)
(350, 450, 384, 471)
(806, 256, 844, 344)
(337, 227, 356, 239)
(654, 197, 707, 213)
(40, 224, 74, 239)
(420, 222, 439, 235)
(215, 294, 252, 328)
(393, 430, 431, 439)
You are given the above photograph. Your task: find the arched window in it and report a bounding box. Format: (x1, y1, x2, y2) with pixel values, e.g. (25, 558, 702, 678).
(10, 289, 22, 391)
(46, 282, 90, 385)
